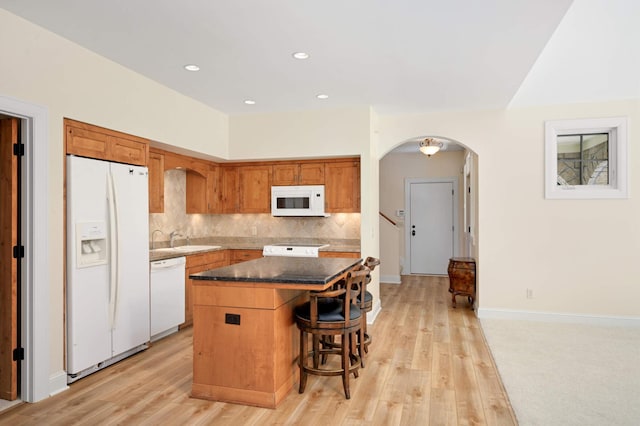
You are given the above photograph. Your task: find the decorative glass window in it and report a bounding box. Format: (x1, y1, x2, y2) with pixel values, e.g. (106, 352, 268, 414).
(545, 117, 627, 199)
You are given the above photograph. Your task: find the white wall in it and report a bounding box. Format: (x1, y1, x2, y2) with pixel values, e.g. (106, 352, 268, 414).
(378, 99, 640, 318)
(0, 10, 229, 386)
(229, 107, 370, 160)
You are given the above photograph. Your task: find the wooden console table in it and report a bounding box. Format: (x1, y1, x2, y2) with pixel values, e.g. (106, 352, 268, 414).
(447, 257, 476, 309)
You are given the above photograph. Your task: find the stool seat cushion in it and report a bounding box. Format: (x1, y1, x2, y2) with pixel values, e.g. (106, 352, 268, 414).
(357, 290, 372, 304)
(295, 299, 361, 322)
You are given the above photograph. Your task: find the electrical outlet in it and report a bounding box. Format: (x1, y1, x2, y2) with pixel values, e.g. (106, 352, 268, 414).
(526, 288, 534, 299)
(251, 226, 257, 236)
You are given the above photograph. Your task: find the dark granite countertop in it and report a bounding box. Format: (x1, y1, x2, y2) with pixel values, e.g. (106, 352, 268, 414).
(190, 256, 362, 285)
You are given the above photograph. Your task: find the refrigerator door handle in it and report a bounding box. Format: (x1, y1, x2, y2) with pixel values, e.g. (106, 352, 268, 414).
(107, 169, 119, 330)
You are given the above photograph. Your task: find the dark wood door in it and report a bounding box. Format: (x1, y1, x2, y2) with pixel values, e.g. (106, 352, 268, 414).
(0, 117, 18, 400)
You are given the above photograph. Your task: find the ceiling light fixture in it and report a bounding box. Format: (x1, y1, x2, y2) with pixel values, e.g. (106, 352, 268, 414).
(184, 64, 200, 71)
(316, 94, 329, 99)
(244, 100, 256, 105)
(419, 138, 443, 157)
(292, 52, 310, 60)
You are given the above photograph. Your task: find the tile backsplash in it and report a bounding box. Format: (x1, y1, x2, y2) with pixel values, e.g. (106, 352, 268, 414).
(149, 169, 361, 243)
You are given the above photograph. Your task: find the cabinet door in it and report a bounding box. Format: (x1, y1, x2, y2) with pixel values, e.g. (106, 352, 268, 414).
(207, 164, 221, 213)
(272, 164, 298, 186)
(299, 162, 325, 185)
(239, 166, 272, 213)
(65, 119, 149, 166)
(66, 125, 110, 160)
(319, 251, 361, 258)
(186, 166, 208, 214)
(148, 150, 165, 213)
(325, 160, 360, 213)
(183, 251, 229, 328)
(229, 249, 263, 265)
(109, 136, 148, 166)
(221, 166, 239, 213)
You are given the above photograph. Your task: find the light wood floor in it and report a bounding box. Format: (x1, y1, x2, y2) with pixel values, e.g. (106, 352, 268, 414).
(0, 275, 517, 425)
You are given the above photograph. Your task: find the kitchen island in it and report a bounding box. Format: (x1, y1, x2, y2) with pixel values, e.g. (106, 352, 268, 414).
(189, 256, 362, 408)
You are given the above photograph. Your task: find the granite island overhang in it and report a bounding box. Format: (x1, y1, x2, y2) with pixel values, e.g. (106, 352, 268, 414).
(189, 256, 363, 408)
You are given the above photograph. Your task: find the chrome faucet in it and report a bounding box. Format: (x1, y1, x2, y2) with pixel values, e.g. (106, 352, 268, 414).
(151, 229, 164, 249)
(169, 231, 183, 248)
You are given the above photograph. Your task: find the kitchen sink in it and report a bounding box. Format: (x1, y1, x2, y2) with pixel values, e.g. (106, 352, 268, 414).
(151, 245, 221, 254)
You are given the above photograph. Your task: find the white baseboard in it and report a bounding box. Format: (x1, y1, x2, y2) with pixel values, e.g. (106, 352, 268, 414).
(367, 299, 382, 324)
(477, 308, 640, 327)
(380, 274, 401, 284)
(49, 370, 69, 396)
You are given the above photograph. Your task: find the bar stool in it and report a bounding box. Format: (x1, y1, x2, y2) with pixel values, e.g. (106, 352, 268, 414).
(294, 269, 368, 399)
(320, 257, 379, 368)
(359, 257, 380, 357)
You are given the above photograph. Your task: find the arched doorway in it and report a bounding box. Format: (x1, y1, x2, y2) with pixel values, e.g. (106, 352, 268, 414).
(378, 136, 478, 285)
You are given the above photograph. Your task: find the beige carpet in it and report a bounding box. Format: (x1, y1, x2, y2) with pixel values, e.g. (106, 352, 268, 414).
(480, 318, 640, 426)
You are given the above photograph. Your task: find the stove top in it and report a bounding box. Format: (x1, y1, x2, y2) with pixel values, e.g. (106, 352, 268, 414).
(269, 243, 328, 248)
(262, 243, 329, 257)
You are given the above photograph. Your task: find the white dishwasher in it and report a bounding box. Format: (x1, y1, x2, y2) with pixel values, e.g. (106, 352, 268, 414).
(150, 256, 186, 342)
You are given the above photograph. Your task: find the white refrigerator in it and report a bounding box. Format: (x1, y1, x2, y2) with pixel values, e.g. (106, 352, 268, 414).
(66, 155, 150, 383)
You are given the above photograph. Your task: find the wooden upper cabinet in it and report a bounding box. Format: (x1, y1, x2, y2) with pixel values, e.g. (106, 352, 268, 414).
(109, 136, 148, 166)
(220, 166, 239, 213)
(185, 170, 207, 214)
(299, 162, 325, 185)
(272, 162, 325, 186)
(207, 164, 221, 213)
(148, 149, 165, 213)
(64, 118, 148, 166)
(185, 160, 210, 214)
(221, 165, 271, 213)
(272, 164, 298, 186)
(239, 165, 272, 213)
(325, 159, 360, 213)
(66, 125, 110, 160)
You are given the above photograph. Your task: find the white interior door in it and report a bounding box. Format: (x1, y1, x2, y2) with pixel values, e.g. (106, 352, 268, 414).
(409, 181, 454, 275)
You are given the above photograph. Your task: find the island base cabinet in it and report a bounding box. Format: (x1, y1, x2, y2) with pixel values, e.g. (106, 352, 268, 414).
(191, 284, 306, 408)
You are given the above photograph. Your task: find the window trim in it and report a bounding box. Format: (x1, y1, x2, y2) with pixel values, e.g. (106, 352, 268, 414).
(545, 117, 627, 199)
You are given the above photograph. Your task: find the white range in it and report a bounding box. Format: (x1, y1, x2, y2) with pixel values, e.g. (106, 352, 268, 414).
(262, 243, 329, 258)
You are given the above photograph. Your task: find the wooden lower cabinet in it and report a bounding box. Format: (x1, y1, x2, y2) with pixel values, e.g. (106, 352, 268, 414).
(182, 250, 229, 328)
(182, 249, 264, 328)
(191, 284, 306, 408)
(319, 251, 361, 258)
(229, 249, 263, 265)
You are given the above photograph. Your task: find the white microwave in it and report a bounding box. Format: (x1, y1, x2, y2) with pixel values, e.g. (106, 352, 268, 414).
(271, 185, 327, 217)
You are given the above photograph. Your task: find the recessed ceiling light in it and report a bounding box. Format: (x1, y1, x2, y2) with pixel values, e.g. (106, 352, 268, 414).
(184, 64, 200, 71)
(292, 52, 310, 60)
(316, 94, 329, 100)
(244, 100, 256, 105)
